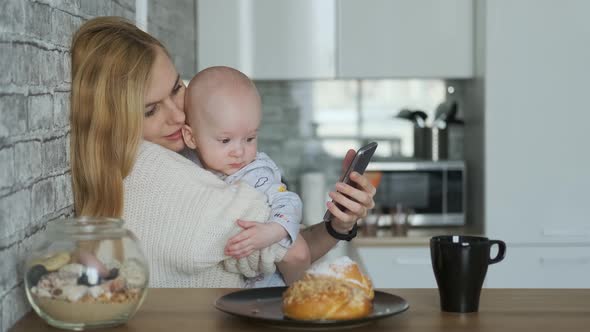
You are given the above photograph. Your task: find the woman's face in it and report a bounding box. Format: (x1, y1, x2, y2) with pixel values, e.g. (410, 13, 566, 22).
(143, 48, 186, 152)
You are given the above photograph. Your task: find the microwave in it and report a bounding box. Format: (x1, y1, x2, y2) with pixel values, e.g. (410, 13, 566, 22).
(366, 161, 466, 226)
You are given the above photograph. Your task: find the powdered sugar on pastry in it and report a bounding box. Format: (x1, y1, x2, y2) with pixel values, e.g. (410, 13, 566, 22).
(307, 256, 364, 287)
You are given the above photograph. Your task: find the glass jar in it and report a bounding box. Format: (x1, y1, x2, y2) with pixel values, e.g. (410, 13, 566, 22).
(24, 217, 149, 330)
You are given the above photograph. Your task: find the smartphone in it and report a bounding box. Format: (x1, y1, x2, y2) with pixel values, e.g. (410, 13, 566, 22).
(323, 142, 378, 221)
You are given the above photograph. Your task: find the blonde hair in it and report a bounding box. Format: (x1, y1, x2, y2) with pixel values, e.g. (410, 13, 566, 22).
(70, 17, 166, 217)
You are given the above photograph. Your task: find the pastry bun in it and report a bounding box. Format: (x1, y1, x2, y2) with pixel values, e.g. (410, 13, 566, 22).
(282, 257, 374, 320)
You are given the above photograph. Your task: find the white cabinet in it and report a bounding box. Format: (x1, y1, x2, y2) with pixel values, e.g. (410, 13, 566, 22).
(482, 0, 590, 245)
(337, 0, 474, 78)
(486, 246, 590, 288)
(355, 246, 437, 288)
(197, 0, 474, 79)
(197, 0, 336, 79)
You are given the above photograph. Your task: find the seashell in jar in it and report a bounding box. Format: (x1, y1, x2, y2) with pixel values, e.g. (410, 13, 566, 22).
(31, 252, 71, 272)
(88, 285, 105, 299)
(120, 259, 147, 288)
(61, 285, 88, 302)
(77, 251, 109, 278)
(105, 276, 127, 293)
(77, 268, 101, 286)
(52, 276, 78, 289)
(58, 263, 85, 279)
(104, 260, 122, 271)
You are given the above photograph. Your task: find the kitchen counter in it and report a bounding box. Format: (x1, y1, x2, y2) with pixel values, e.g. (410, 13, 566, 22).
(11, 288, 590, 332)
(353, 225, 483, 247)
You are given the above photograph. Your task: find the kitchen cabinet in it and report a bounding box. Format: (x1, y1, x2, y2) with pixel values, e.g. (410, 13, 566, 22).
(197, 0, 474, 79)
(462, 0, 590, 288)
(355, 246, 437, 288)
(337, 0, 474, 78)
(197, 0, 336, 79)
(486, 246, 590, 288)
(482, 0, 590, 245)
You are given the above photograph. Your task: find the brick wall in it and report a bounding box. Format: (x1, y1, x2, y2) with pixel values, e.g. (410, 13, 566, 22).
(148, 0, 197, 78)
(0, 1, 138, 330)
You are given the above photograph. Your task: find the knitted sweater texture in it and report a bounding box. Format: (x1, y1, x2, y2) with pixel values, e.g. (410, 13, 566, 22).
(123, 141, 287, 287)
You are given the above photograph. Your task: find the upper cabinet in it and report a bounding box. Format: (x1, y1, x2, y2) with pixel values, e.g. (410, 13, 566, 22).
(337, 0, 474, 78)
(197, 0, 336, 80)
(197, 0, 474, 79)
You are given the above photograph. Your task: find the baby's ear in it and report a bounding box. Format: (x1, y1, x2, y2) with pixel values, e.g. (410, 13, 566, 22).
(181, 124, 198, 149)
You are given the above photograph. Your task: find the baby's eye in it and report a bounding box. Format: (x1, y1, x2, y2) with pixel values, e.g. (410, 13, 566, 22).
(220, 138, 230, 144)
(246, 136, 256, 142)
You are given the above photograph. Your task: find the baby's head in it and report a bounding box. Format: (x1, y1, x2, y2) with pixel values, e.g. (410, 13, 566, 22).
(182, 66, 261, 176)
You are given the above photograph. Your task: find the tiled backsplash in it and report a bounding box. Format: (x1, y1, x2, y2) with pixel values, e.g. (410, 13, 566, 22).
(255, 81, 342, 194)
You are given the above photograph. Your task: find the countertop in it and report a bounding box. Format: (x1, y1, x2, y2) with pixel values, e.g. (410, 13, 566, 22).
(11, 288, 590, 332)
(353, 225, 483, 247)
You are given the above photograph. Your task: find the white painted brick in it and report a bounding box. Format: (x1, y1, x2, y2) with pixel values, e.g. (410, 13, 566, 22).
(11, 44, 29, 86)
(0, 94, 27, 138)
(81, 0, 113, 17)
(31, 178, 55, 222)
(0, 189, 31, 249)
(25, 2, 52, 40)
(14, 141, 43, 183)
(53, 92, 69, 128)
(0, 0, 25, 33)
(53, 0, 82, 12)
(54, 173, 72, 211)
(28, 94, 52, 131)
(0, 147, 15, 190)
(113, 6, 134, 21)
(0, 43, 12, 85)
(57, 50, 70, 84)
(0, 245, 20, 299)
(51, 9, 83, 47)
(65, 133, 70, 167)
(23, 45, 42, 86)
(42, 137, 67, 176)
(1, 285, 30, 332)
(40, 50, 59, 88)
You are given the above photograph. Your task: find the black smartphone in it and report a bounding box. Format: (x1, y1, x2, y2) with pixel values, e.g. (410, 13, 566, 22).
(323, 142, 378, 221)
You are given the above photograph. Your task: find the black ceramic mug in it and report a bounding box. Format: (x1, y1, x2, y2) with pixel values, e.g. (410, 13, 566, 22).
(430, 235, 506, 313)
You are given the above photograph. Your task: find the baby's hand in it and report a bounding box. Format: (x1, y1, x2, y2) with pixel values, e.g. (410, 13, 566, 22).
(224, 220, 288, 259)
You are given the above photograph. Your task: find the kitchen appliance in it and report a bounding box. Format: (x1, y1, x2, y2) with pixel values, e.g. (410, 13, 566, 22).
(397, 101, 464, 161)
(367, 161, 466, 226)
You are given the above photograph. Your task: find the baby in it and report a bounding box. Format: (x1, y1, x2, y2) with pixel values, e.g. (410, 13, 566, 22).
(181, 66, 309, 287)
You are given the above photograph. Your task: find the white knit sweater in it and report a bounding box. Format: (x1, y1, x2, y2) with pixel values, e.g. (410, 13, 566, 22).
(123, 141, 287, 288)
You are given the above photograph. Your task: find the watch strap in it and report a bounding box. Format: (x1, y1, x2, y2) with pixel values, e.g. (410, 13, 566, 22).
(325, 221, 358, 241)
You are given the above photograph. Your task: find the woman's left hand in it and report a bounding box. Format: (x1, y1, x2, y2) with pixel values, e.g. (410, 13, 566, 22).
(326, 149, 376, 234)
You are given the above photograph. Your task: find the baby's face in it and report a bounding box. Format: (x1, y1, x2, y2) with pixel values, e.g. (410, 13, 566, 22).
(192, 88, 261, 176)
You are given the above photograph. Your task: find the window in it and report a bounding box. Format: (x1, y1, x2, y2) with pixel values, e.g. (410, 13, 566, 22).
(312, 80, 446, 158)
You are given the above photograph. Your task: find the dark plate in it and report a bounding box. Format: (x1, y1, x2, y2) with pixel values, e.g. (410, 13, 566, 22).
(214, 287, 409, 330)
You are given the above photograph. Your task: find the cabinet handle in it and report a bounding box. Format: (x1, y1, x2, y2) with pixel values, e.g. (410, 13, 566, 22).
(393, 258, 431, 265)
(542, 228, 590, 237)
(539, 257, 590, 265)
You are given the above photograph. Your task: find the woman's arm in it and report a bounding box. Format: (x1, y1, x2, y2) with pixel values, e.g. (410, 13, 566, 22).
(300, 149, 376, 263)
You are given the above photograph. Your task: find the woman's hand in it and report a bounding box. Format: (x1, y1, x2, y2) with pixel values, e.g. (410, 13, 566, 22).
(326, 149, 376, 234)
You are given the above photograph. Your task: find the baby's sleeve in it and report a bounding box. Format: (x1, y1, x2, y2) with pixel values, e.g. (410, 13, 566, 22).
(237, 156, 303, 246)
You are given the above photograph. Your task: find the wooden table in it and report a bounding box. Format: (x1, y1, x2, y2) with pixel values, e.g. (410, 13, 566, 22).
(11, 288, 590, 331)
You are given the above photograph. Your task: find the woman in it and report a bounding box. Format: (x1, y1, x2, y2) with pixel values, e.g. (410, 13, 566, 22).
(69, 17, 376, 287)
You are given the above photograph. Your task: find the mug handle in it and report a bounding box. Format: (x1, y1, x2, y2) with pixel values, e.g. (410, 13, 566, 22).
(488, 240, 506, 264)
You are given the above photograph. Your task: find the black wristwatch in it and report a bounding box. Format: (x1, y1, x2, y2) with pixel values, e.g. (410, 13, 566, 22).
(325, 221, 358, 241)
